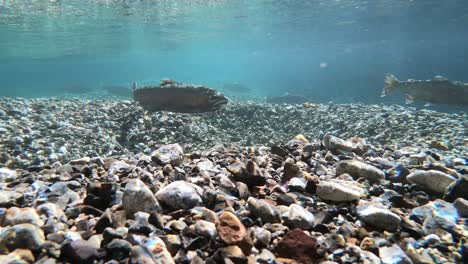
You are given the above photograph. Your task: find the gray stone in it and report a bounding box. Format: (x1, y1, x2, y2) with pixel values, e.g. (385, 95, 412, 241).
(257, 249, 276, 264)
(284, 204, 315, 230)
(122, 179, 161, 216)
(336, 160, 385, 183)
(0, 168, 17, 183)
(194, 220, 217, 239)
(1, 207, 44, 227)
(453, 198, 468, 218)
(247, 197, 281, 223)
(0, 224, 45, 253)
(407, 170, 456, 193)
(253, 227, 271, 247)
(357, 206, 401, 231)
(151, 144, 184, 166)
(379, 244, 412, 264)
(316, 179, 365, 202)
(156, 181, 203, 210)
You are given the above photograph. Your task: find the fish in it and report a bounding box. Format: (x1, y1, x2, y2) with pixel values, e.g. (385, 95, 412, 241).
(133, 79, 229, 113)
(266, 93, 309, 104)
(381, 74, 468, 106)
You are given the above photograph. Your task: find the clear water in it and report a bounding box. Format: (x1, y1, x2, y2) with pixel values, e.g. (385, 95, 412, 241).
(1, 0, 468, 104)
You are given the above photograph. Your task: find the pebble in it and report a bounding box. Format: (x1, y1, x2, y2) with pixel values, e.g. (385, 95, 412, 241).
(60, 239, 101, 263)
(155, 180, 203, 210)
(151, 144, 184, 166)
(336, 160, 385, 183)
(247, 197, 281, 223)
(0, 224, 45, 253)
(284, 204, 315, 230)
(316, 179, 365, 202)
(122, 179, 161, 215)
(273, 228, 318, 264)
(216, 211, 253, 254)
(1, 207, 44, 227)
(379, 244, 413, 264)
(444, 175, 468, 201)
(406, 170, 456, 193)
(357, 205, 401, 231)
(453, 198, 468, 217)
(0, 168, 17, 182)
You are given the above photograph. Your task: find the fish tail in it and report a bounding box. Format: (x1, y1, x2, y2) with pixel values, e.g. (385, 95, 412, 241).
(381, 73, 399, 97)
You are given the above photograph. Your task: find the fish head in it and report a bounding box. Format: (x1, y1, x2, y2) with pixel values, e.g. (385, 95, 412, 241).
(208, 91, 229, 110)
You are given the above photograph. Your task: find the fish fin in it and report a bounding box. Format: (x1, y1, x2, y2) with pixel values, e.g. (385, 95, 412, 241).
(382, 73, 399, 97)
(132, 82, 138, 91)
(405, 94, 415, 104)
(424, 102, 431, 106)
(432, 75, 448, 81)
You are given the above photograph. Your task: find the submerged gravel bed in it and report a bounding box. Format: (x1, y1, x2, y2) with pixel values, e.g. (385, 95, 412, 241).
(0, 98, 466, 169)
(0, 98, 467, 263)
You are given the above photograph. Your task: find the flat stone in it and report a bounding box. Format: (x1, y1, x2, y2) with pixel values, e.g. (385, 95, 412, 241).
(407, 170, 456, 193)
(284, 204, 315, 230)
(122, 179, 161, 216)
(155, 181, 203, 210)
(273, 228, 318, 264)
(336, 160, 385, 183)
(316, 179, 365, 202)
(357, 206, 401, 231)
(0, 224, 45, 253)
(151, 144, 184, 166)
(247, 197, 281, 223)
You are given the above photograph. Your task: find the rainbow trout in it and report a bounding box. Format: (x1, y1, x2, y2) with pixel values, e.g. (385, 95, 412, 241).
(381, 74, 468, 106)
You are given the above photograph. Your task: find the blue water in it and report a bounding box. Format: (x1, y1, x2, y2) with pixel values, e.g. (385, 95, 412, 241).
(1, 0, 468, 104)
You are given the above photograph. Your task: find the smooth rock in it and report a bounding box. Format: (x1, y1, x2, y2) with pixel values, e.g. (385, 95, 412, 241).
(122, 179, 160, 216)
(139, 236, 175, 264)
(357, 206, 401, 231)
(0, 248, 35, 264)
(257, 248, 276, 264)
(2, 207, 44, 226)
(60, 239, 101, 263)
(151, 144, 184, 166)
(316, 179, 365, 202)
(155, 181, 203, 210)
(105, 239, 132, 260)
(444, 175, 468, 202)
(379, 244, 412, 264)
(216, 211, 253, 254)
(284, 204, 315, 230)
(194, 220, 217, 239)
(336, 160, 385, 183)
(453, 198, 468, 218)
(253, 227, 271, 248)
(0, 224, 45, 254)
(406, 170, 456, 193)
(273, 228, 318, 264)
(247, 197, 281, 223)
(0, 168, 17, 183)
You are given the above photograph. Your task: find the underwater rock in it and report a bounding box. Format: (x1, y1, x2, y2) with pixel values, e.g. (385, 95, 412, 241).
(444, 175, 468, 202)
(357, 205, 401, 231)
(0, 168, 17, 183)
(406, 170, 456, 193)
(0, 224, 45, 254)
(155, 181, 203, 210)
(151, 144, 184, 167)
(316, 179, 365, 202)
(336, 160, 385, 183)
(453, 198, 468, 218)
(216, 211, 253, 254)
(122, 179, 161, 216)
(247, 197, 281, 223)
(273, 228, 318, 264)
(283, 204, 315, 230)
(379, 244, 412, 264)
(60, 239, 102, 263)
(1, 207, 44, 227)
